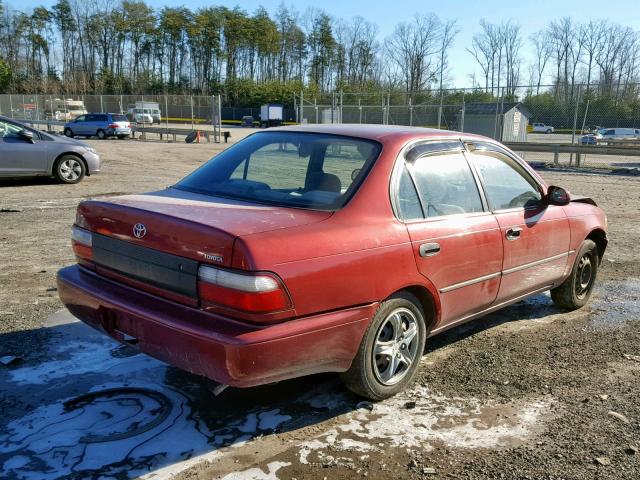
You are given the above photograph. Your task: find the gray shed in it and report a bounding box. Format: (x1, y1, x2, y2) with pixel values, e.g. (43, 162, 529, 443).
(457, 102, 530, 142)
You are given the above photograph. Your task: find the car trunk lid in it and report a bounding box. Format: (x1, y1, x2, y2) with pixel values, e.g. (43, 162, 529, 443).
(76, 188, 332, 302)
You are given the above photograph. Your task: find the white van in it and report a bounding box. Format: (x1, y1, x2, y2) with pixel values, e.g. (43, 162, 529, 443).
(126, 102, 161, 124)
(596, 128, 640, 142)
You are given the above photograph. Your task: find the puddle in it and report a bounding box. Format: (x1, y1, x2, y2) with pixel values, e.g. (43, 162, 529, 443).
(298, 385, 552, 465)
(589, 279, 640, 328)
(0, 313, 296, 480)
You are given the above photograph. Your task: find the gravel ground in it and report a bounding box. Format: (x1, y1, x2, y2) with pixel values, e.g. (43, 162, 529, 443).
(0, 137, 638, 479)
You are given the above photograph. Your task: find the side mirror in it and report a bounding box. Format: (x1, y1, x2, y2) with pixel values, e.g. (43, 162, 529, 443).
(547, 185, 570, 206)
(19, 129, 35, 143)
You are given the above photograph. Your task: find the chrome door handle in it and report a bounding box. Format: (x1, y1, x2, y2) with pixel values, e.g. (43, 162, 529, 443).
(419, 242, 441, 257)
(506, 227, 523, 241)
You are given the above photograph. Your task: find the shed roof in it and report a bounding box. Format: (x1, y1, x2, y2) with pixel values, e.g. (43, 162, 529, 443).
(463, 102, 531, 117)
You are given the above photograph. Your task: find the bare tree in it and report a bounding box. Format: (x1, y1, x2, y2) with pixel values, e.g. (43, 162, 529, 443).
(529, 30, 551, 94)
(385, 13, 441, 94)
(437, 19, 459, 93)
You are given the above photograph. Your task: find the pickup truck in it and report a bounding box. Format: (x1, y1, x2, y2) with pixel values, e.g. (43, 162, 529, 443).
(531, 122, 554, 134)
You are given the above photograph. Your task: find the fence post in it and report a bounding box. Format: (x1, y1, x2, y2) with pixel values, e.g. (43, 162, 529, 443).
(100, 95, 104, 113)
(570, 89, 581, 166)
(293, 93, 297, 123)
(339, 90, 343, 124)
(460, 100, 465, 133)
(299, 90, 304, 124)
(9, 94, 12, 118)
(315, 98, 318, 124)
(358, 98, 362, 124)
(165, 95, 169, 129)
(190, 95, 194, 129)
(409, 96, 413, 126)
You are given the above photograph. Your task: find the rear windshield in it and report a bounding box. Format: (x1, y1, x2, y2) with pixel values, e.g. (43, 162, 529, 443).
(112, 114, 127, 122)
(175, 131, 381, 210)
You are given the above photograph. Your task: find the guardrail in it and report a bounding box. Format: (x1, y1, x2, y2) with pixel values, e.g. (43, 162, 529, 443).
(132, 126, 230, 143)
(16, 119, 230, 143)
(504, 141, 640, 167)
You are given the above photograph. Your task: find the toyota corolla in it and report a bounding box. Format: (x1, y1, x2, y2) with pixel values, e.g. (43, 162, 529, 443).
(57, 125, 607, 400)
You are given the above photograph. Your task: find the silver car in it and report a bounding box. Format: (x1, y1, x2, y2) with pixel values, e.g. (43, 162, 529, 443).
(0, 116, 101, 184)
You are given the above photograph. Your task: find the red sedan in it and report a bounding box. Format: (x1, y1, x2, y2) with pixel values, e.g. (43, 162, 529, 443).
(57, 125, 607, 400)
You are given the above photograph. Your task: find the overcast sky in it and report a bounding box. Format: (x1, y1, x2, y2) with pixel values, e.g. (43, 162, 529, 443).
(10, 0, 640, 87)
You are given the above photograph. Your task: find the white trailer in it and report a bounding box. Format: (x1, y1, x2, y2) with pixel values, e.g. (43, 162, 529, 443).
(260, 104, 283, 127)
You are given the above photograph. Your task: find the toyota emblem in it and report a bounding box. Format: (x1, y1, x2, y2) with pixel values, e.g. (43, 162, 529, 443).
(133, 223, 147, 239)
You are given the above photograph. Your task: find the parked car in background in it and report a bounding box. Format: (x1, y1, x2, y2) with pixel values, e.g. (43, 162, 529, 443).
(579, 134, 597, 145)
(0, 115, 100, 183)
(64, 113, 131, 140)
(596, 128, 640, 142)
(58, 125, 607, 400)
(531, 122, 554, 133)
(241, 115, 255, 127)
(127, 102, 161, 124)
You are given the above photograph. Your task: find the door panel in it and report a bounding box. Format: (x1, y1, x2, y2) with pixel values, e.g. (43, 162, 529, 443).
(398, 148, 504, 328)
(0, 137, 48, 173)
(468, 149, 571, 302)
(493, 206, 570, 301)
(0, 120, 47, 174)
(407, 214, 503, 325)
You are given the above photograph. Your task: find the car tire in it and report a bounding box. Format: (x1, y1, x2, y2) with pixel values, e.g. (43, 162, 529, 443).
(340, 292, 427, 401)
(551, 240, 599, 310)
(54, 155, 86, 184)
(546, 129, 552, 134)
(64, 128, 73, 138)
(97, 129, 107, 140)
(185, 131, 197, 143)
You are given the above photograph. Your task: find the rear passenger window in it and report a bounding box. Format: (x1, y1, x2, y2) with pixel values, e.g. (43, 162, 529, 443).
(410, 153, 484, 218)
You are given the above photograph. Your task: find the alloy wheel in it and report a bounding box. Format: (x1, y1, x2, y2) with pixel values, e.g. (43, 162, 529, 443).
(372, 307, 420, 385)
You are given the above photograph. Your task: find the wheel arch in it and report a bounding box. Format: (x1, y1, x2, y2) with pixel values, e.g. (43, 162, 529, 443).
(52, 152, 89, 177)
(390, 285, 440, 332)
(586, 228, 607, 264)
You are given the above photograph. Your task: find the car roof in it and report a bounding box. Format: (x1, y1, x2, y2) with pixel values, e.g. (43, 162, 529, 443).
(266, 123, 488, 143)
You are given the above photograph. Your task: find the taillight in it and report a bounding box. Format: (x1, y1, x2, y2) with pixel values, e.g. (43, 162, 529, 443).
(198, 265, 291, 313)
(72, 226, 93, 262)
(107, 123, 118, 129)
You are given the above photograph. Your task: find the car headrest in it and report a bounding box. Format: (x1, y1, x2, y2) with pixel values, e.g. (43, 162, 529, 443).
(307, 172, 342, 193)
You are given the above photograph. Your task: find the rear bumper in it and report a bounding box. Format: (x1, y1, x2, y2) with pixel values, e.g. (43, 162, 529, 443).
(57, 265, 375, 387)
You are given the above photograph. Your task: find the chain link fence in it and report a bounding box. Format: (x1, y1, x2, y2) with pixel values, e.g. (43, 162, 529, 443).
(294, 85, 640, 169)
(1, 86, 639, 169)
(0, 94, 226, 130)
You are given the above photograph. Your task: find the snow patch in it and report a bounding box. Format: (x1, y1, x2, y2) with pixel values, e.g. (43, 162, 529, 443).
(221, 461, 291, 480)
(300, 385, 551, 464)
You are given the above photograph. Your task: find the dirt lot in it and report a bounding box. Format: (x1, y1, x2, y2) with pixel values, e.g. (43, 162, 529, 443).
(0, 137, 639, 479)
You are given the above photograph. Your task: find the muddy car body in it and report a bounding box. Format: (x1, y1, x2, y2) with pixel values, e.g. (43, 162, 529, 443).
(57, 125, 607, 399)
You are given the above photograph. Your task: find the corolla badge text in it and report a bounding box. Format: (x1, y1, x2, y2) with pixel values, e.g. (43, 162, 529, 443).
(133, 223, 147, 238)
(203, 253, 224, 263)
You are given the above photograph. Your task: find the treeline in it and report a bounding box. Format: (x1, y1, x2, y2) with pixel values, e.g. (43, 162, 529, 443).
(1, 0, 640, 109)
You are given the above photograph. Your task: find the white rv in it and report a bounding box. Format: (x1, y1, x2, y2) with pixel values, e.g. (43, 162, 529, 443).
(44, 98, 88, 121)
